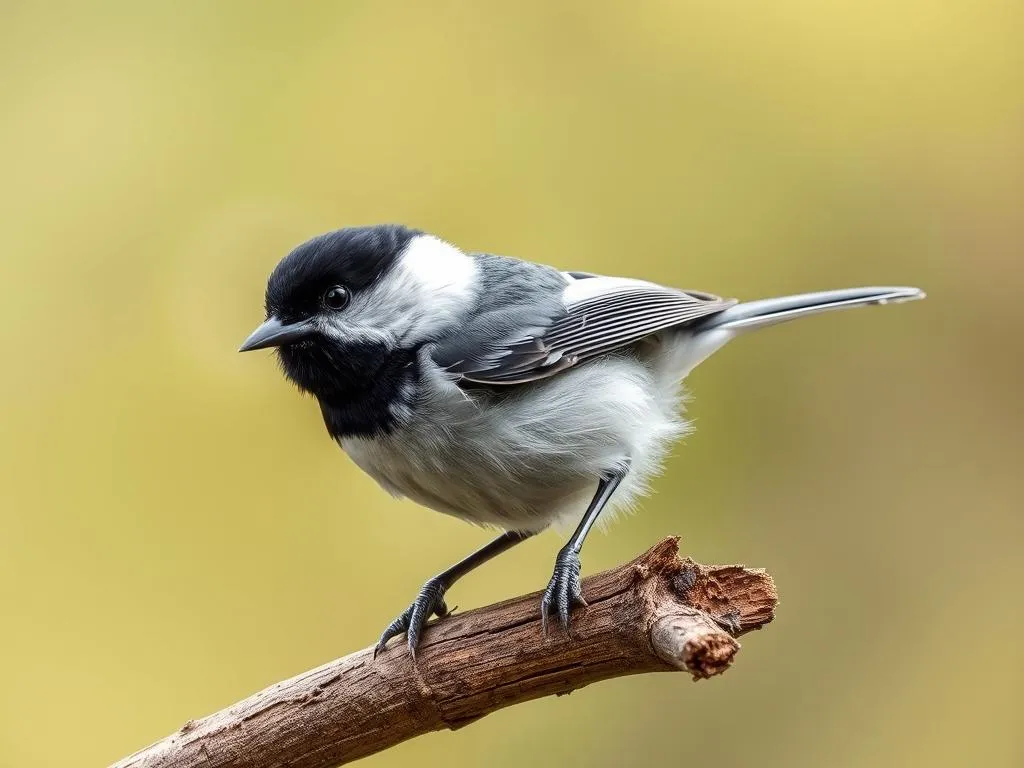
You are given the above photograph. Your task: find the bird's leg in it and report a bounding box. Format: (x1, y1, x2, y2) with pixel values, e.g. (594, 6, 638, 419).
(541, 465, 628, 635)
(375, 530, 532, 657)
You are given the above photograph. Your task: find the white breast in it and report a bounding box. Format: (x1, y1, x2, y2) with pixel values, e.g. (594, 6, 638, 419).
(341, 336, 695, 533)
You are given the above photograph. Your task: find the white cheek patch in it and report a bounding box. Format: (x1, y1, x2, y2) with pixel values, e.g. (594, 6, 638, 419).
(317, 312, 392, 346)
(398, 234, 478, 299)
(313, 234, 477, 346)
(338, 234, 478, 344)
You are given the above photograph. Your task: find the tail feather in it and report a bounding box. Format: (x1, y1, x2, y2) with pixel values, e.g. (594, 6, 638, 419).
(693, 286, 925, 333)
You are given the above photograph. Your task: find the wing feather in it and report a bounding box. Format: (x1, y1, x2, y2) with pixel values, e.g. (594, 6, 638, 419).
(438, 273, 734, 385)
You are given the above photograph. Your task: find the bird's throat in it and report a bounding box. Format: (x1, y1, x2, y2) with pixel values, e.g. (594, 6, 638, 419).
(278, 340, 418, 439)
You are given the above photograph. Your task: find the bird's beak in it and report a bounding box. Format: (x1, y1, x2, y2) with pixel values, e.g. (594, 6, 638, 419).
(238, 316, 315, 352)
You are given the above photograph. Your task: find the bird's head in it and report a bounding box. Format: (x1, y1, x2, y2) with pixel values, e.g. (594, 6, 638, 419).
(240, 224, 478, 432)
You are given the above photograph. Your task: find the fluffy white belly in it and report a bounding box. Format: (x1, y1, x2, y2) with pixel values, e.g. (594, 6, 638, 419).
(341, 342, 692, 532)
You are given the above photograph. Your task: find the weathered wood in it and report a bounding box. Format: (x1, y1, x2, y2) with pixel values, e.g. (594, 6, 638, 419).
(111, 538, 777, 768)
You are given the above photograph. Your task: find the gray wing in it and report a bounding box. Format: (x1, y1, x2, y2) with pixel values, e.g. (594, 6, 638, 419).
(432, 267, 735, 385)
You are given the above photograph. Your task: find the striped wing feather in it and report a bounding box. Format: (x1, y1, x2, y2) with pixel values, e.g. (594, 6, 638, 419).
(446, 276, 734, 385)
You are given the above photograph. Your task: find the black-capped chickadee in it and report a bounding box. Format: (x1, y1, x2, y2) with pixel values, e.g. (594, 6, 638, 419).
(239, 224, 924, 655)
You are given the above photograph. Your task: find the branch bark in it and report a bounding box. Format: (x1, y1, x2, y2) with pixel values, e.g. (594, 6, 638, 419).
(111, 538, 777, 768)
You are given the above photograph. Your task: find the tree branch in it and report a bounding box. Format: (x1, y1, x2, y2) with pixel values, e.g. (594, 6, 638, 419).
(111, 537, 777, 768)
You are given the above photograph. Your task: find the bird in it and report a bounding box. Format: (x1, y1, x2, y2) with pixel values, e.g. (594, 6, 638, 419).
(239, 223, 924, 656)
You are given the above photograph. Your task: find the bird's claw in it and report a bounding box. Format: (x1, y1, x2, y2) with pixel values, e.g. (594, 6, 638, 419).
(540, 547, 587, 636)
(374, 576, 450, 658)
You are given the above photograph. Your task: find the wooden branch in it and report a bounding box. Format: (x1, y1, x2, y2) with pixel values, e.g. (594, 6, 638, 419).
(111, 538, 777, 768)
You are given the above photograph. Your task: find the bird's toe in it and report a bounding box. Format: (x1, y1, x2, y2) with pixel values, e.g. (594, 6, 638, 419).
(374, 576, 451, 659)
(540, 548, 586, 636)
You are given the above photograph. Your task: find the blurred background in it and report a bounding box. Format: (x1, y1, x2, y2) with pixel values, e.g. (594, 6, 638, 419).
(1, 2, 1021, 766)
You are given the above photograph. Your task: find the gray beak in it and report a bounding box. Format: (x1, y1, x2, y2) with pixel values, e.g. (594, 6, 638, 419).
(238, 316, 315, 352)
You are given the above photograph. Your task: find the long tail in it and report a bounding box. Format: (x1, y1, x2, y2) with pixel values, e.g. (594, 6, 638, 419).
(672, 286, 925, 378)
(693, 286, 925, 333)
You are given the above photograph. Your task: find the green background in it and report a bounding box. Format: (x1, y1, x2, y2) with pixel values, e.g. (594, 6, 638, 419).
(1, 2, 1021, 766)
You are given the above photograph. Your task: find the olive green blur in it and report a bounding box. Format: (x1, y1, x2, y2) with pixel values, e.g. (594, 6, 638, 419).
(1, 2, 1021, 766)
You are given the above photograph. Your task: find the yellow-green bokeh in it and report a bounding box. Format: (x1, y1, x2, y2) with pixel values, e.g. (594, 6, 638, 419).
(1, 2, 1021, 766)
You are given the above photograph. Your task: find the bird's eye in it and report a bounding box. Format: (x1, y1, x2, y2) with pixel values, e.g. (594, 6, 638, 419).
(322, 285, 350, 310)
